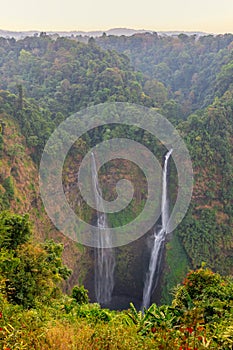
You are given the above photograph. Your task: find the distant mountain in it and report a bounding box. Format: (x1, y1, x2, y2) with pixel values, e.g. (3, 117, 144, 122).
(0, 28, 208, 40)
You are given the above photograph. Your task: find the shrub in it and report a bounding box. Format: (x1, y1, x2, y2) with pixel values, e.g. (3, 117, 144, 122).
(71, 285, 89, 305)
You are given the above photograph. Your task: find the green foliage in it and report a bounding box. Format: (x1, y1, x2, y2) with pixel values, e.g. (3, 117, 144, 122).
(0, 36, 154, 116)
(43, 240, 72, 281)
(97, 32, 233, 117)
(162, 231, 190, 304)
(0, 267, 233, 350)
(173, 87, 233, 275)
(0, 211, 31, 250)
(0, 176, 15, 210)
(1, 267, 232, 349)
(129, 268, 233, 348)
(2, 177, 14, 201)
(177, 267, 233, 306)
(76, 303, 113, 323)
(71, 285, 89, 305)
(0, 90, 54, 163)
(0, 213, 71, 308)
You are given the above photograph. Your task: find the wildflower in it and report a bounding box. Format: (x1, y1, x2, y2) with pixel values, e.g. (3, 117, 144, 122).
(186, 327, 193, 334)
(0, 312, 2, 318)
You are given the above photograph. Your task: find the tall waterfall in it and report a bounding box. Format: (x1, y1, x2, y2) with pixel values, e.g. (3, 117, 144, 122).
(91, 152, 115, 305)
(142, 149, 173, 310)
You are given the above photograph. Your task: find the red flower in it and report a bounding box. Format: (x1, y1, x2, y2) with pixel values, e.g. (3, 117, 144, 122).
(0, 327, 3, 331)
(0, 312, 2, 318)
(151, 327, 156, 333)
(186, 327, 193, 334)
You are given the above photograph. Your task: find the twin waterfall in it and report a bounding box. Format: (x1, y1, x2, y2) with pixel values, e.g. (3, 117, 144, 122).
(91, 153, 115, 305)
(91, 149, 172, 309)
(142, 149, 173, 309)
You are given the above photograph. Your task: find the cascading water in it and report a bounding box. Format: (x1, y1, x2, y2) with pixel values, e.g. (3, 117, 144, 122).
(91, 152, 115, 305)
(142, 149, 173, 309)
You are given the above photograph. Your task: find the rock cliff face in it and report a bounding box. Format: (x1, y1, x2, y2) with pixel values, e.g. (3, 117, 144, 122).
(63, 148, 151, 306)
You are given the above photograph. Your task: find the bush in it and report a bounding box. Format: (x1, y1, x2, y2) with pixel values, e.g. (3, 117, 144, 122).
(71, 285, 89, 305)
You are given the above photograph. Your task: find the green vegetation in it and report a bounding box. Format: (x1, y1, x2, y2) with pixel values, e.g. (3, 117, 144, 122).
(0, 212, 71, 308)
(0, 213, 232, 348)
(1, 261, 233, 348)
(0, 177, 15, 210)
(97, 32, 233, 118)
(162, 231, 190, 304)
(0, 32, 232, 348)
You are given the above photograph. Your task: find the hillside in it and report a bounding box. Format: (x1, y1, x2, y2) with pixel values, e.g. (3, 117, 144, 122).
(0, 90, 90, 292)
(92, 32, 233, 295)
(0, 35, 154, 116)
(96, 32, 233, 116)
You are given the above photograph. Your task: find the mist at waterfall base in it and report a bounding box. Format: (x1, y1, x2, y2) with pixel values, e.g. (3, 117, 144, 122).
(90, 150, 173, 310)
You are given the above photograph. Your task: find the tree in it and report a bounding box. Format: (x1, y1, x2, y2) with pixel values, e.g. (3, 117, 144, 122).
(144, 79, 168, 106)
(0, 211, 31, 250)
(0, 212, 71, 308)
(17, 84, 23, 111)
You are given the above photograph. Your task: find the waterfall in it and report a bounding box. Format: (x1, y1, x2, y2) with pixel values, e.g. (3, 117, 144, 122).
(91, 152, 115, 305)
(142, 149, 173, 310)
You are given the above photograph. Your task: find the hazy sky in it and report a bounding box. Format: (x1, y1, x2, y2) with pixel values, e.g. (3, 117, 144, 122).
(1, 0, 233, 33)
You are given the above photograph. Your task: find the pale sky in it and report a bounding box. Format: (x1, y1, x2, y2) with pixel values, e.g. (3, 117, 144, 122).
(0, 0, 232, 34)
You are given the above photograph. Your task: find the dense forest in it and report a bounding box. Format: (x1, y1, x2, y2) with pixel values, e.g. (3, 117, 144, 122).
(96, 32, 233, 115)
(0, 32, 233, 348)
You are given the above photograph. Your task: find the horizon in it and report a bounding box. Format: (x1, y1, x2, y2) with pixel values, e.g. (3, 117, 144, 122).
(1, 0, 233, 35)
(0, 26, 232, 36)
